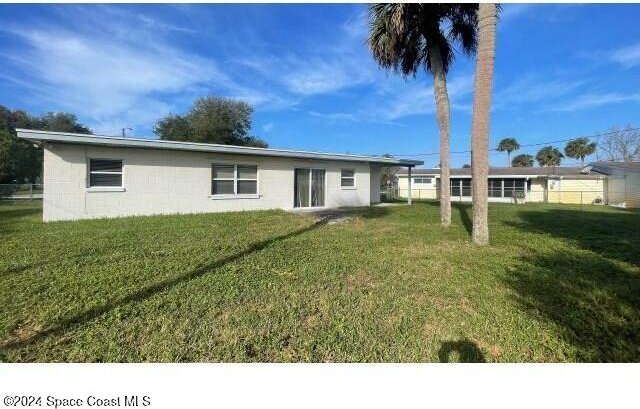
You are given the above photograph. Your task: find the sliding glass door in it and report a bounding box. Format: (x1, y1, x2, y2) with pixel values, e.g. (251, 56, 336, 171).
(294, 168, 325, 208)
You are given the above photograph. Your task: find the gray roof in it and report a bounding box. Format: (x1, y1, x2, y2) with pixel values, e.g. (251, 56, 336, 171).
(588, 161, 640, 175)
(17, 129, 422, 167)
(398, 166, 603, 179)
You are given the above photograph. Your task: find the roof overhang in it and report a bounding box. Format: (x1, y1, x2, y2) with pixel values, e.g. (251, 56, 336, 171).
(17, 129, 423, 167)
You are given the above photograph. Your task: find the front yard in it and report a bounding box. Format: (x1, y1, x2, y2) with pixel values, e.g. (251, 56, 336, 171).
(1, 200, 638, 362)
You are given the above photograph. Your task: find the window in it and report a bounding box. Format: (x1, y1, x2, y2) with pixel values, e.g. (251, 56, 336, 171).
(461, 179, 471, 196)
(341, 169, 355, 188)
(488, 179, 501, 198)
(451, 178, 461, 197)
(487, 178, 527, 198)
(212, 164, 257, 196)
(89, 159, 123, 187)
(414, 178, 432, 184)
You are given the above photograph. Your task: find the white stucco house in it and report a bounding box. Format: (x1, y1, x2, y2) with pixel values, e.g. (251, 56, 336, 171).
(17, 129, 421, 222)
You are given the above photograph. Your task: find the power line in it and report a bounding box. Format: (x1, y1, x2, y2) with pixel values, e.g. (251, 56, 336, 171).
(387, 127, 640, 158)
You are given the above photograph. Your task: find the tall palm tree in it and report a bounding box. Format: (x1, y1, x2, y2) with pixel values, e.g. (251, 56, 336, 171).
(368, 4, 478, 227)
(536, 146, 564, 167)
(497, 137, 520, 167)
(471, 3, 498, 246)
(564, 137, 596, 165)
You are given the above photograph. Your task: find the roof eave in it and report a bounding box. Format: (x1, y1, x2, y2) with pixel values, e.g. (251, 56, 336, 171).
(17, 129, 422, 167)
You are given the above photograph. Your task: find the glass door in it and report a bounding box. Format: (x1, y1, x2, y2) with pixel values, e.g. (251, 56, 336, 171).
(294, 168, 325, 208)
(311, 169, 325, 207)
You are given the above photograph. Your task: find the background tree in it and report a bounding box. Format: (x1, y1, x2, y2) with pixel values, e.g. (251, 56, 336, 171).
(599, 125, 640, 162)
(511, 153, 534, 167)
(154, 96, 268, 148)
(536, 146, 564, 167)
(497, 137, 520, 167)
(368, 3, 478, 227)
(470, 3, 497, 246)
(462, 163, 471, 168)
(0, 106, 91, 183)
(379, 154, 399, 194)
(564, 137, 596, 165)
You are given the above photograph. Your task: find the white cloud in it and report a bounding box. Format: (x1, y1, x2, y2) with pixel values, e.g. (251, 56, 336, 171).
(499, 4, 534, 23)
(2, 27, 226, 132)
(0, 8, 295, 134)
(308, 111, 358, 122)
(373, 75, 475, 120)
(262, 122, 274, 133)
(494, 76, 586, 109)
(284, 59, 375, 96)
(610, 42, 640, 68)
(546, 92, 640, 112)
(236, 10, 376, 97)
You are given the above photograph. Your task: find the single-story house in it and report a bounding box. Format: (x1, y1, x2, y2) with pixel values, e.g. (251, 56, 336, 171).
(588, 161, 640, 208)
(396, 166, 606, 205)
(17, 129, 422, 222)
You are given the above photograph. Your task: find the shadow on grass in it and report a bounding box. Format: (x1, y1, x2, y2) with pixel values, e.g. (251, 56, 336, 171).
(504, 251, 640, 361)
(508, 208, 640, 266)
(453, 203, 472, 236)
(505, 208, 640, 361)
(438, 339, 486, 362)
(356, 206, 391, 220)
(0, 218, 326, 353)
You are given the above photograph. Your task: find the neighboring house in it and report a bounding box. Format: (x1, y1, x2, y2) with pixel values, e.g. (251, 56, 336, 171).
(396, 166, 606, 205)
(17, 129, 421, 222)
(589, 161, 640, 208)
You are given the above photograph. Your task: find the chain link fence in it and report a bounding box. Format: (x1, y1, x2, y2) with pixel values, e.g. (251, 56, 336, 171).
(384, 186, 636, 208)
(0, 184, 44, 200)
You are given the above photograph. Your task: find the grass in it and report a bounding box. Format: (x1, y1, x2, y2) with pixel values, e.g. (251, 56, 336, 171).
(1, 200, 639, 362)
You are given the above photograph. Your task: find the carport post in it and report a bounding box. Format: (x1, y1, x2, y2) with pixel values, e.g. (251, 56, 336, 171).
(407, 166, 412, 205)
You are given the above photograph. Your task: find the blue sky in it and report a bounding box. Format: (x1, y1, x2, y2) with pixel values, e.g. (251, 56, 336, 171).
(0, 4, 639, 167)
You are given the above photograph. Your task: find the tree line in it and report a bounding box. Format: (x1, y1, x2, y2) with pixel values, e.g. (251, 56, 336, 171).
(0, 97, 268, 184)
(497, 126, 640, 168)
(0, 107, 92, 184)
(498, 137, 595, 167)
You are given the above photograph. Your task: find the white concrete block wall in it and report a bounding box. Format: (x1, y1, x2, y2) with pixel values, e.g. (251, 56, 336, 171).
(42, 143, 374, 221)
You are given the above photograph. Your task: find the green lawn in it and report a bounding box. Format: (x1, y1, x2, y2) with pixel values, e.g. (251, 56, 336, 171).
(1, 200, 639, 362)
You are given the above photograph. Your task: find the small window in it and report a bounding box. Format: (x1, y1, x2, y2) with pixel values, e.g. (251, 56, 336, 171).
(212, 164, 258, 195)
(341, 169, 355, 188)
(89, 159, 122, 187)
(414, 177, 432, 184)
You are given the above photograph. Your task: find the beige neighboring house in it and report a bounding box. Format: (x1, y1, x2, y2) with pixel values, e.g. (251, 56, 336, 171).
(589, 161, 640, 209)
(17, 129, 421, 222)
(396, 166, 606, 205)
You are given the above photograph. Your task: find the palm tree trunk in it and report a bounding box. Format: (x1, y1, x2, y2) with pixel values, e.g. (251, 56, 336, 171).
(471, 3, 497, 246)
(507, 151, 511, 167)
(427, 42, 451, 227)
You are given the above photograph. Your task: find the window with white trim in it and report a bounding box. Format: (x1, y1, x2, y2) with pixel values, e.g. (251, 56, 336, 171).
(341, 169, 355, 188)
(89, 159, 123, 187)
(212, 164, 257, 195)
(414, 177, 433, 184)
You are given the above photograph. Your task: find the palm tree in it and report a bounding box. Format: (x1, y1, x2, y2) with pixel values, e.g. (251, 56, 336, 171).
(497, 137, 520, 167)
(564, 137, 596, 165)
(511, 153, 534, 167)
(536, 146, 564, 167)
(470, 3, 497, 246)
(368, 4, 478, 227)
